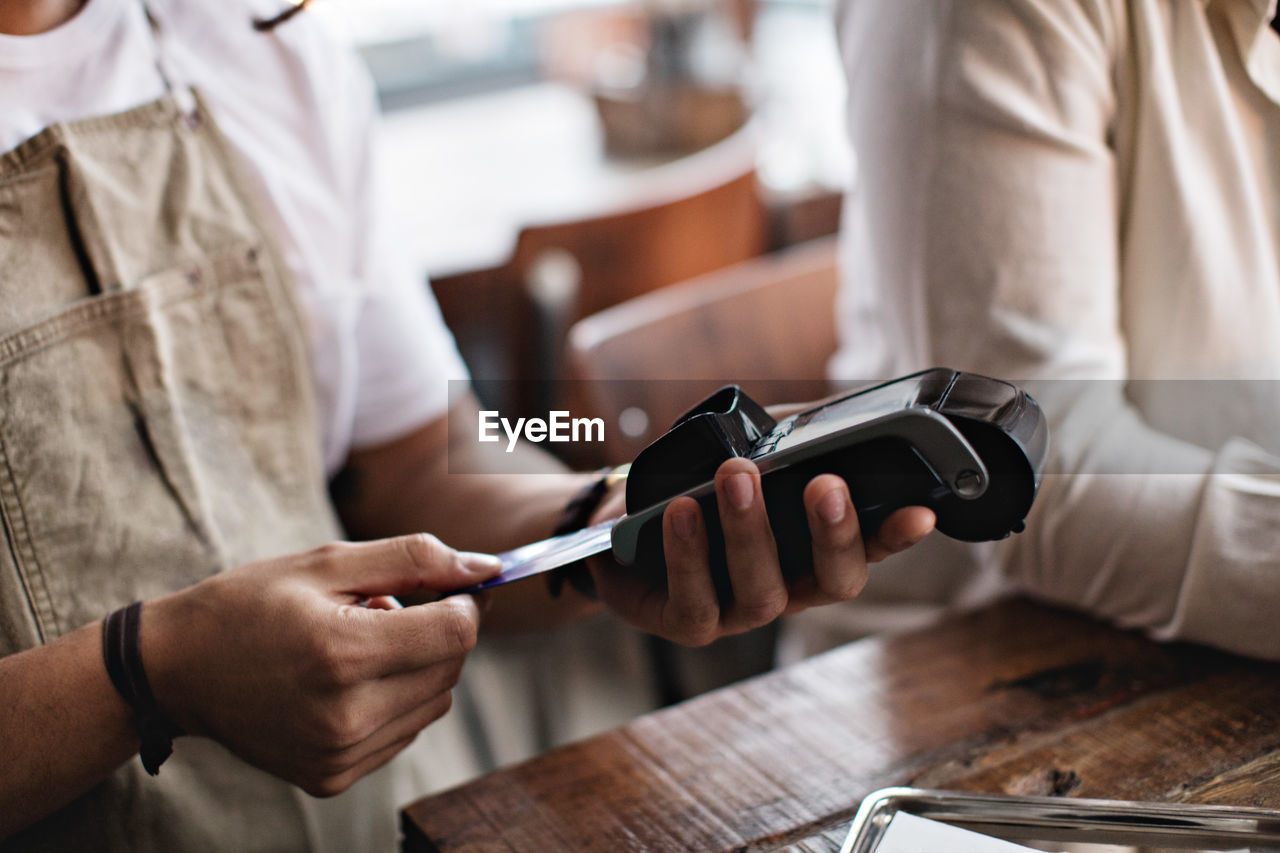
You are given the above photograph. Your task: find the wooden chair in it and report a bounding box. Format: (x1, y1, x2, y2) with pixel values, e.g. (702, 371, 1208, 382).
(565, 235, 839, 465)
(429, 127, 767, 419)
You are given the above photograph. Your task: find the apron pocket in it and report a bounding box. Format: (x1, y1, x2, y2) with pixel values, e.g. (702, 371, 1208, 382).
(0, 243, 314, 644)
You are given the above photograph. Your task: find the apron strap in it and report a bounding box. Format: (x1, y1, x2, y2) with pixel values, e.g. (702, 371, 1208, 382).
(140, 2, 196, 115)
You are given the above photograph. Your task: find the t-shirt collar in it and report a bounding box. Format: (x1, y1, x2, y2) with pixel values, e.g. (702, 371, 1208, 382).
(0, 0, 127, 71)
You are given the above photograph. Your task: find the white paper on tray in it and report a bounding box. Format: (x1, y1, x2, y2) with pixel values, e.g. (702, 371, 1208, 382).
(874, 812, 1062, 853)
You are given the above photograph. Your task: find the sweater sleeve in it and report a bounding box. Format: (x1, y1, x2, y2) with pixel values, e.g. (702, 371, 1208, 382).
(832, 0, 1280, 659)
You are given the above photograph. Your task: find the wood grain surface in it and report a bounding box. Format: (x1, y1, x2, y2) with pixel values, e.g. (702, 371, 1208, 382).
(402, 599, 1280, 852)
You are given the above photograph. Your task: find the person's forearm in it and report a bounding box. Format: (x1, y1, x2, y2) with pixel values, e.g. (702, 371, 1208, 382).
(0, 620, 137, 840)
(334, 400, 591, 550)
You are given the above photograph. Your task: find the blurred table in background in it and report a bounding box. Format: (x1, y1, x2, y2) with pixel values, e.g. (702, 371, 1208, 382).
(402, 598, 1280, 852)
(376, 81, 772, 276)
(375, 0, 850, 283)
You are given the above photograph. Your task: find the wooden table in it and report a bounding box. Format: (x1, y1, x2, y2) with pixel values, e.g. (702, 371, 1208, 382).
(401, 599, 1280, 851)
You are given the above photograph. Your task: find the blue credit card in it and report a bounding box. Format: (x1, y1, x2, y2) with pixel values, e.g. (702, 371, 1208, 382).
(450, 519, 618, 594)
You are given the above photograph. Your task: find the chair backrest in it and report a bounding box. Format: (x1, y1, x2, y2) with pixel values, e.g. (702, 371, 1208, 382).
(565, 236, 839, 463)
(430, 127, 768, 419)
(512, 144, 766, 322)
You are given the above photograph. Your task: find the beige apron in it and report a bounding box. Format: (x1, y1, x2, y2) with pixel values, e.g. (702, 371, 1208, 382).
(0, 12, 673, 849)
(0, 50, 354, 853)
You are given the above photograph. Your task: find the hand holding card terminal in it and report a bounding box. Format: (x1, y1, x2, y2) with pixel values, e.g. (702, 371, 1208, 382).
(610, 369, 1048, 592)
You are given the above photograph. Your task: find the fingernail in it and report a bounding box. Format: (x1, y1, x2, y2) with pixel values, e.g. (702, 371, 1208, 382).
(672, 508, 696, 540)
(460, 552, 502, 575)
(816, 490, 846, 526)
(724, 472, 755, 511)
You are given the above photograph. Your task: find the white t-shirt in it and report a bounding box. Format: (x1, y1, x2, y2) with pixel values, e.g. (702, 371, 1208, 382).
(0, 0, 469, 476)
(796, 0, 1280, 662)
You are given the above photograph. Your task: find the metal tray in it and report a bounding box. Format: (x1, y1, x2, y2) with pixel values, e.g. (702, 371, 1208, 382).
(840, 788, 1280, 852)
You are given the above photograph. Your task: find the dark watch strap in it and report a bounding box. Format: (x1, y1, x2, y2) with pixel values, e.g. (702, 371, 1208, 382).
(102, 601, 185, 776)
(546, 465, 629, 599)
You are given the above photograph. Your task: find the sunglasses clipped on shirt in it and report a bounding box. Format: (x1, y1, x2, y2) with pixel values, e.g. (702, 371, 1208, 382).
(253, 0, 313, 32)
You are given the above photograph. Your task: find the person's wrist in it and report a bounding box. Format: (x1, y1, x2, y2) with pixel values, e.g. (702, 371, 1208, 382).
(100, 596, 189, 775)
(586, 476, 627, 528)
(546, 464, 629, 599)
(137, 589, 201, 738)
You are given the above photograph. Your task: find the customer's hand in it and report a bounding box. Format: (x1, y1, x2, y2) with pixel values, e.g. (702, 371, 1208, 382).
(141, 535, 500, 796)
(587, 457, 934, 646)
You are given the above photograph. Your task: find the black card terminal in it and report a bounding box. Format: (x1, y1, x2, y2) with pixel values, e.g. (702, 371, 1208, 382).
(610, 368, 1048, 593)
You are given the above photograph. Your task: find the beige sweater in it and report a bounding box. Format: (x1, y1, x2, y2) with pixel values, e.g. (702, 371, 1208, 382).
(799, 0, 1280, 661)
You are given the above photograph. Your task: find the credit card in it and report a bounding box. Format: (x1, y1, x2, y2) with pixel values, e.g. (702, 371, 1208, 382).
(449, 519, 618, 594)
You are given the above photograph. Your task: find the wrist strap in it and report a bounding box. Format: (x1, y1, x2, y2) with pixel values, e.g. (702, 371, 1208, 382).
(547, 464, 629, 599)
(102, 602, 185, 776)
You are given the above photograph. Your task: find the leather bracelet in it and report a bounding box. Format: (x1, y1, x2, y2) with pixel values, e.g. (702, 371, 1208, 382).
(102, 601, 185, 776)
(547, 464, 629, 599)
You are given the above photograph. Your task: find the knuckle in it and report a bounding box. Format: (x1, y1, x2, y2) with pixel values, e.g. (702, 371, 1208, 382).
(431, 690, 454, 723)
(303, 774, 352, 799)
(669, 602, 720, 646)
(401, 533, 450, 569)
(819, 568, 868, 602)
(734, 592, 787, 627)
(440, 603, 479, 657)
(666, 603, 720, 647)
(306, 632, 361, 688)
(316, 701, 368, 754)
(315, 751, 355, 780)
(678, 625, 718, 648)
(309, 541, 352, 571)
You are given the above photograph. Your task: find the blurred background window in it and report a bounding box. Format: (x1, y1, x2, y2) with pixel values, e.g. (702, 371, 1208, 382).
(308, 0, 851, 436)
(312, 1, 840, 119)
(313, 1, 625, 106)
(308, 0, 850, 280)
